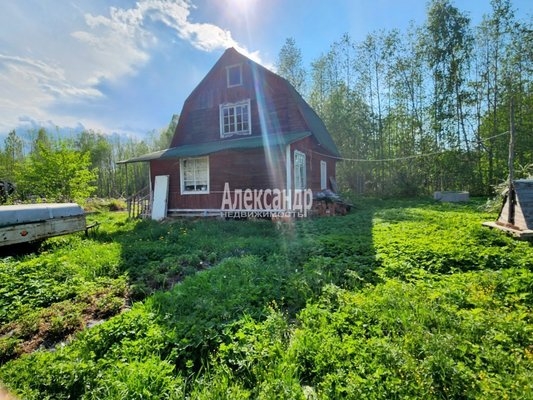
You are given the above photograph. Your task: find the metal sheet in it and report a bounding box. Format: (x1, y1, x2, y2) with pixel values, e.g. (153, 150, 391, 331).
(0, 203, 84, 227)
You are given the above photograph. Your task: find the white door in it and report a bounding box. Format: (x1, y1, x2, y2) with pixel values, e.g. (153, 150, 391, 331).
(151, 175, 169, 220)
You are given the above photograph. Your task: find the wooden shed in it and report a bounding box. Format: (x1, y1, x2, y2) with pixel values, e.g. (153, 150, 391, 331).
(484, 179, 533, 238)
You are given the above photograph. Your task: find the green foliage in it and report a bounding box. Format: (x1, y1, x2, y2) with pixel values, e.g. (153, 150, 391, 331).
(0, 214, 132, 364)
(0, 130, 23, 183)
(84, 198, 127, 213)
(304, 1, 533, 196)
(373, 202, 533, 277)
(84, 356, 184, 400)
(276, 37, 306, 94)
(192, 270, 533, 398)
(287, 269, 533, 398)
(1, 199, 533, 399)
(0, 126, 177, 201)
(16, 139, 96, 203)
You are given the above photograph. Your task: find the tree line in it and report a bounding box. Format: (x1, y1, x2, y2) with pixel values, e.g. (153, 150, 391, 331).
(277, 0, 533, 196)
(1, 0, 530, 203)
(0, 119, 176, 204)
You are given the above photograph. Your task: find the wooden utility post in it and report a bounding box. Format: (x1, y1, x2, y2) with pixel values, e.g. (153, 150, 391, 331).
(507, 95, 516, 224)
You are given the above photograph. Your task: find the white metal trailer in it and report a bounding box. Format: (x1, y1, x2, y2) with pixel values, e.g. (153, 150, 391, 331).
(0, 203, 86, 248)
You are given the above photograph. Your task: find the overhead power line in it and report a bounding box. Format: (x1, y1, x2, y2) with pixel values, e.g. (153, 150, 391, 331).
(315, 130, 511, 163)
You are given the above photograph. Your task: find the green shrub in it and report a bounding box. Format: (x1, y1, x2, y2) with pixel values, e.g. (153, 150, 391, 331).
(0, 337, 22, 364)
(83, 357, 183, 400)
(289, 270, 533, 399)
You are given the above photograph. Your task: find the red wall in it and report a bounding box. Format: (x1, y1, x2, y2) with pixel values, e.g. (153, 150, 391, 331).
(156, 49, 339, 214)
(171, 52, 309, 148)
(151, 147, 286, 210)
(290, 137, 337, 193)
(150, 140, 336, 212)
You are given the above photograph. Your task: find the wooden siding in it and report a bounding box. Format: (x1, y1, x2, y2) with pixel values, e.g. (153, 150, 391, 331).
(151, 147, 287, 210)
(151, 48, 340, 215)
(151, 140, 337, 212)
(171, 51, 309, 148)
(290, 137, 337, 193)
(498, 180, 533, 230)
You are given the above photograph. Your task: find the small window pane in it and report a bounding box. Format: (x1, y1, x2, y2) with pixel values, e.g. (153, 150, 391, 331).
(294, 151, 306, 190)
(220, 100, 251, 137)
(227, 65, 242, 87)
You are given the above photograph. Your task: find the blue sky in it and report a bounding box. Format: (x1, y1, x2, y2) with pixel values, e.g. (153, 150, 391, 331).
(0, 0, 531, 142)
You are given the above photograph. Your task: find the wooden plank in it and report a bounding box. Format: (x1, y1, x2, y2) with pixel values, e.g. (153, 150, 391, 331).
(482, 221, 533, 239)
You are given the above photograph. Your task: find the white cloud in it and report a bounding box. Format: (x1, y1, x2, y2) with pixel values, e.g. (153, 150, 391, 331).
(0, 0, 265, 136)
(71, 5, 153, 81)
(73, 0, 265, 67)
(0, 54, 103, 133)
(1, 55, 102, 100)
(70, 0, 265, 76)
(142, 0, 236, 50)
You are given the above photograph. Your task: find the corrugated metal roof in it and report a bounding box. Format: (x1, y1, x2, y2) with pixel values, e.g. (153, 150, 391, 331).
(118, 131, 311, 163)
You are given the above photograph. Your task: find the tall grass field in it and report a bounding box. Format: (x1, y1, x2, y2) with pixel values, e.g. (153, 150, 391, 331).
(1, 198, 532, 399)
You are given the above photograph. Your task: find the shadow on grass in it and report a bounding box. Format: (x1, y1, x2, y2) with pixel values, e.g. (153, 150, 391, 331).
(92, 203, 379, 371)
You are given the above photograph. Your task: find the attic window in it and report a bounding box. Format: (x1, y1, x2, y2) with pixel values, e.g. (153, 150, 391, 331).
(220, 99, 251, 137)
(227, 64, 242, 87)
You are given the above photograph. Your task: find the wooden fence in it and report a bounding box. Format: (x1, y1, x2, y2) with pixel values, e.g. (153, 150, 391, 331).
(127, 187, 151, 219)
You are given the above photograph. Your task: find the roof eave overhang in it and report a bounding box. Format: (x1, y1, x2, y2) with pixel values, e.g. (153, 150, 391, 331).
(117, 131, 312, 164)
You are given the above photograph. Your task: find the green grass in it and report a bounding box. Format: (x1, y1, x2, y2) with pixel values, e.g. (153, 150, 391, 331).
(0, 213, 129, 362)
(1, 198, 533, 399)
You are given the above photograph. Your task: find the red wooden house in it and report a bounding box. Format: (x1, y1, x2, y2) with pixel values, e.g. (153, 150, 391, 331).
(121, 48, 340, 218)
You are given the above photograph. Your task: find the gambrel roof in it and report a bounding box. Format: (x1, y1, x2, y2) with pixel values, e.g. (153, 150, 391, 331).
(120, 47, 339, 163)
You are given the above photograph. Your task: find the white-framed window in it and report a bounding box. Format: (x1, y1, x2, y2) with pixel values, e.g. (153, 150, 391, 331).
(180, 156, 209, 194)
(220, 99, 251, 138)
(294, 150, 306, 190)
(226, 64, 242, 87)
(320, 160, 327, 189)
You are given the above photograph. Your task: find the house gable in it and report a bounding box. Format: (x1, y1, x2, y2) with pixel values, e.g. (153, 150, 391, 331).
(170, 48, 340, 158)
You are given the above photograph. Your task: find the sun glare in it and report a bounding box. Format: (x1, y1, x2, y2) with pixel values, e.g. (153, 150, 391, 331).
(225, 0, 257, 16)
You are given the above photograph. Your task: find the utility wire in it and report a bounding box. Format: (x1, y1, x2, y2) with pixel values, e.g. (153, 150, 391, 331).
(312, 149, 444, 163)
(316, 130, 510, 163)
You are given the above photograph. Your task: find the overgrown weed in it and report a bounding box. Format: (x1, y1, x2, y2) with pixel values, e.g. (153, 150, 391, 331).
(1, 199, 533, 399)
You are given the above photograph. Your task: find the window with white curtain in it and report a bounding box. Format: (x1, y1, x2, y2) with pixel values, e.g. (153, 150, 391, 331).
(180, 157, 209, 194)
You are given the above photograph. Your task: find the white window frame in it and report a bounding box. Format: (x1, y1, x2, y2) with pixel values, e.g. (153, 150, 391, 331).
(180, 156, 209, 195)
(226, 64, 243, 88)
(320, 160, 327, 189)
(219, 99, 251, 138)
(294, 150, 306, 190)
